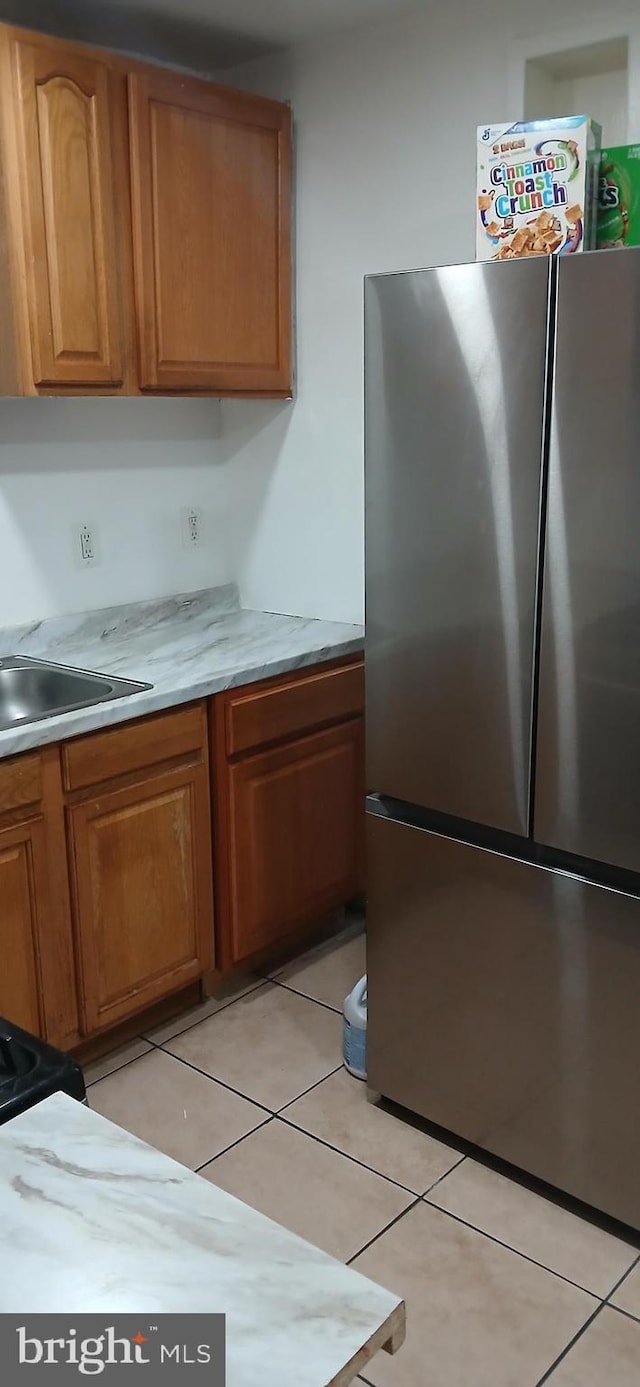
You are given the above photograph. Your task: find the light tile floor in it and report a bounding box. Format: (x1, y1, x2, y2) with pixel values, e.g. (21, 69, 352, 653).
(86, 920, 640, 1386)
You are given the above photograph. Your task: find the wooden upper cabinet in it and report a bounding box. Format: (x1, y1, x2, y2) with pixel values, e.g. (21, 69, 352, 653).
(0, 23, 293, 397)
(128, 69, 292, 394)
(5, 32, 127, 388)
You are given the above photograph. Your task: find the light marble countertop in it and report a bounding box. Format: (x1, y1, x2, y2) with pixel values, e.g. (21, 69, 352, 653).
(0, 584, 364, 759)
(0, 1093, 404, 1386)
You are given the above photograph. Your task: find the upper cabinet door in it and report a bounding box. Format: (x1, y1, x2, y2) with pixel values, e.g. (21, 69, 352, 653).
(10, 35, 124, 386)
(128, 70, 292, 394)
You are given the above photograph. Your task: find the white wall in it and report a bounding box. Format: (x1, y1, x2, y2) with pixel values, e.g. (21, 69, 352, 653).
(0, 399, 228, 625)
(0, 395, 293, 626)
(525, 66, 628, 144)
(2, 0, 640, 628)
(220, 0, 640, 625)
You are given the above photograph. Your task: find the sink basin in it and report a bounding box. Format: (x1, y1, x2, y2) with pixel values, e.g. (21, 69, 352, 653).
(0, 656, 152, 732)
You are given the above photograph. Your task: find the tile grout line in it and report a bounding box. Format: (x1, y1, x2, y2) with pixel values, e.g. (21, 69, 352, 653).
(89, 1035, 640, 1323)
(421, 1196, 616, 1302)
(194, 1116, 275, 1175)
(346, 1196, 422, 1266)
(90, 1043, 466, 1207)
(93, 1038, 452, 1203)
(90, 929, 360, 1083)
(608, 1302, 640, 1327)
(275, 1064, 344, 1113)
(147, 1037, 345, 1123)
(143, 1040, 275, 1118)
(262, 920, 365, 985)
(420, 1153, 467, 1199)
(85, 1047, 153, 1090)
(534, 1302, 605, 1387)
(534, 1249, 640, 1386)
(276, 1111, 423, 1198)
(88, 975, 345, 1088)
(139, 980, 269, 1045)
(265, 975, 344, 1016)
(87, 981, 269, 1086)
(600, 1250, 640, 1309)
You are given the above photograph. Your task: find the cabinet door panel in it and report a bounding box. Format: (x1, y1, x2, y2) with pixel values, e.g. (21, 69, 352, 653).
(227, 722, 364, 963)
(12, 35, 123, 385)
(129, 70, 291, 393)
(69, 765, 213, 1033)
(0, 818, 47, 1034)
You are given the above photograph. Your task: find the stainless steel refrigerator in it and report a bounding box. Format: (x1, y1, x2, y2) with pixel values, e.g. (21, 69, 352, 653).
(365, 246, 640, 1228)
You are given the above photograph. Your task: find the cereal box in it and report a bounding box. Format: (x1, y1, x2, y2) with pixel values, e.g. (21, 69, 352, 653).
(476, 116, 601, 261)
(597, 145, 640, 248)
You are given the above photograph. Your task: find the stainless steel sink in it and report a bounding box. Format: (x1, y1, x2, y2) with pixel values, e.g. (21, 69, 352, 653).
(0, 656, 152, 732)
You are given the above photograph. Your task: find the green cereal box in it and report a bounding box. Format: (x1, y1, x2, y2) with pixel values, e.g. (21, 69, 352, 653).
(477, 116, 601, 261)
(598, 145, 640, 247)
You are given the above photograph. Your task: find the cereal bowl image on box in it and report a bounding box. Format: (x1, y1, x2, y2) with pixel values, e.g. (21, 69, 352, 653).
(477, 116, 601, 261)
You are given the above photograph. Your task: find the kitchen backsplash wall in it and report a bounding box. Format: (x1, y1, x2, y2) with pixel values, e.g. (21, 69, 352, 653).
(0, 398, 247, 627)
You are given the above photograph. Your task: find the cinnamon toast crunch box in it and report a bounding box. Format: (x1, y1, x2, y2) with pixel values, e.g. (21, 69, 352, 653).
(476, 116, 601, 261)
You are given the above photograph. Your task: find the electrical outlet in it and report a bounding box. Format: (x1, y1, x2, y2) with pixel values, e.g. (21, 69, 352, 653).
(181, 506, 203, 549)
(72, 522, 99, 568)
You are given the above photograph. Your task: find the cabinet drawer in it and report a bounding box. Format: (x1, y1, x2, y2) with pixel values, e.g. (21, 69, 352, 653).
(225, 659, 364, 757)
(63, 703, 206, 791)
(0, 752, 42, 813)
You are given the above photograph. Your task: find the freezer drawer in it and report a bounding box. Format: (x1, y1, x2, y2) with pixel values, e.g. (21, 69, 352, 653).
(535, 247, 640, 872)
(368, 808, 640, 1228)
(365, 256, 551, 835)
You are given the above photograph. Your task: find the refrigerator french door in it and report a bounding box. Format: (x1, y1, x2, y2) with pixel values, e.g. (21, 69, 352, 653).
(365, 247, 640, 1228)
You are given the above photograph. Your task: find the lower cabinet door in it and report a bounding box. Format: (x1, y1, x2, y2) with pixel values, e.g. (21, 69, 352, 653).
(226, 721, 364, 963)
(0, 816, 48, 1035)
(68, 764, 214, 1033)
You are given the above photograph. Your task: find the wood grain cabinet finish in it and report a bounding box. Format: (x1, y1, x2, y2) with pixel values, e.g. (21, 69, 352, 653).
(213, 658, 365, 968)
(0, 23, 292, 398)
(226, 723, 364, 964)
(65, 707, 214, 1034)
(1, 29, 129, 390)
(0, 817, 48, 1034)
(128, 69, 292, 394)
(0, 748, 79, 1047)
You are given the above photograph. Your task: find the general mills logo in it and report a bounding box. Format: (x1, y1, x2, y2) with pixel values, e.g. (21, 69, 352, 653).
(2, 1315, 225, 1384)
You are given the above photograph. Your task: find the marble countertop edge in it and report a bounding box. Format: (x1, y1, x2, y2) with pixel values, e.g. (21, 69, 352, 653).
(0, 588, 364, 760)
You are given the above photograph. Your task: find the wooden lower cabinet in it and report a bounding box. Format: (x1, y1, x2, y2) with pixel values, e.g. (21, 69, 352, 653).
(226, 723, 364, 963)
(213, 657, 365, 968)
(0, 664, 364, 1043)
(0, 747, 78, 1045)
(67, 748, 213, 1034)
(0, 816, 48, 1033)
